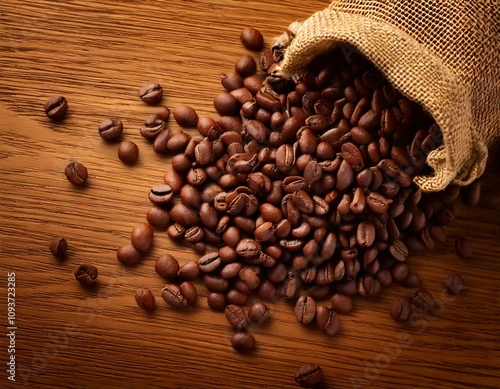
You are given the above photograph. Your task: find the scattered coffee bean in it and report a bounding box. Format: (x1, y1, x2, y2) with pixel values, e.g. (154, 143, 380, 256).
(130, 222, 154, 253)
(44, 95, 68, 120)
(240, 27, 264, 51)
(411, 289, 435, 313)
(146, 206, 170, 230)
(118, 141, 139, 164)
(444, 273, 465, 295)
(148, 183, 173, 205)
(248, 302, 270, 326)
(173, 105, 199, 127)
(139, 83, 163, 104)
(207, 292, 227, 311)
(294, 295, 316, 325)
(225, 304, 248, 330)
(64, 162, 88, 186)
(330, 293, 353, 314)
(74, 264, 98, 286)
(151, 105, 171, 121)
(390, 296, 411, 321)
(235, 55, 257, 77)
(141, 115, 165, 138)
(177, 260, 200, 280)
(98, 118, 123, 140)
(49, 236, 67, 259)
(135, 289, 155, 311)
(155, 254, 179, 279)
(231, 331, 256, 353)
(315, 307, 340, 336)
(455, 237, 473, 259)
(294, 363, 323, 387)
(116, 244, 142, 266)
(179, 281, 198, 304)
(161, 283, 187, 308)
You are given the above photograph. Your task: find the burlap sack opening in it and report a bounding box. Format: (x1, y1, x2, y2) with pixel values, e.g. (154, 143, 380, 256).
(274, 0, 499, 192)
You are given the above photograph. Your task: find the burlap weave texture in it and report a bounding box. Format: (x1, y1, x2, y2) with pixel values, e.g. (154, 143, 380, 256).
(275, 0, 499, 192)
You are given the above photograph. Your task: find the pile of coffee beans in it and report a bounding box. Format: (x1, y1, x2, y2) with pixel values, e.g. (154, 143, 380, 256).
(128, 34, 477, 343)
(46, 25, 479, 387)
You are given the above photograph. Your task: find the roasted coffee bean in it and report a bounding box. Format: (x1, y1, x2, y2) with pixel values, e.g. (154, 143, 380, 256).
(155, 254, 179, 279)
(199, 202, 218, 229)
(316, 307, 341, 336)
(50, 236, 67, 259)
(198, 252, 222, 273)
(161, 284, 187, 308)
(207, 292, 226, 311)
(248, 302, 270, 325)
(116, 244, 142, 266)
(149, 183, 173, 205)
(130, 223, 154, 253)
(141, 115, 165, 138)
(462, 180, 481, 207)
(225, 304, 248, 329)
(74, 264, 98, 286)
(358, 275, 381, 297)
(376, 268, 392, 286)
(135, 289, 155, 311)
(391, 262, 409, 282)
(169, 203, 198, 227)
(455, 237, 473, 259)
(235, 239, 261, 258)
(139, 83, 163, 104)
(98, 118, 123, 140)
(173, 105, 198, 127)
(166, 223, 186, 240)
(231, 332, 255, 353)
(429, 225, 447, 244)
(221, 72, 244, 91)
(366, 192, 391, 214)
(404, 272, 421, 287)
(388, 239, 409, 262)
(240, 27, 264, 51)
(444, 273, 465, 295)
(179, 281, 197, 305)
(390, 296, 411, 321)
(44, 95, 68, 120)
(336, 160, 354, 190)
(411, 289, 435, 313)
(150, 105, 170, 121)
(177, 260, 200, 280)
(65, 162, 88, 186)
(294, 363, 323, 387)
(118, 141, 139, 164)
(294, 295, 316, 324)
(330, 293, 353, 314)
(226, 288, 249, 306)
(235, 55, 257, 77)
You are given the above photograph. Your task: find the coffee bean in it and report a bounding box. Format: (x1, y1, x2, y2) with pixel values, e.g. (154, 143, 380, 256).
(247, 302, 270, 326)
(135, 289, 155, 311)
(444, 273, 465, 295)
(330, 293, 353, 314)
(294, 295, 316, 324)
(294, 363, 323, 388)
(213, 92, 240, 116)
(235, 55, 257, 77)
(161, 283, 187, 308)
(462, 180, 481, 207)
(140, 115, 165, 139)
(130, 222, 154, 253)
(455, 237, 473, 259)
(173, 105, 198, 127)
(148, 183, 173, 205)
(390, 296, 411, 321)
(44, 95, 68, 120)
(139, 83, 163, 104)
(404, 272, 421, 287)
(50, 236, 67, 259)
(155, 254, 179, 279)
(177, 260, 200, 280)
(64, 162, 88, 186)
(179, 281, 197, 305)
(98, 118, 123, 140)
(198, 252, 222, 273)
(226, 288, 249, 306)
(169, 203, 198, 227)
(118, 141, 139, 164)
(146, 206, 171, 230)
(150, 105, 170, 121)
(231, 332, 255, 353)
(225, 304, 248, 330)
(240, 27, 264, 51)
(116, 244, 142, 266)
(391, 262, 409, 282)
(207, 292, 226, 311)
(74, 264, 98, 286)
(411, 289, 435, 313)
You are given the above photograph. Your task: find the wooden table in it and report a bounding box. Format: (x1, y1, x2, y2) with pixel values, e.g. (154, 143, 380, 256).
(0, 1, 499, 388)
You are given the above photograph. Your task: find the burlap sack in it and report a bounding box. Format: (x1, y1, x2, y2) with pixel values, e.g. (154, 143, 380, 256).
(273, 0, 499, 192)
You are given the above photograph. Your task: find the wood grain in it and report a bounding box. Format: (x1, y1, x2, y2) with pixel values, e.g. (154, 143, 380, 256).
(0, 1, 499, 388)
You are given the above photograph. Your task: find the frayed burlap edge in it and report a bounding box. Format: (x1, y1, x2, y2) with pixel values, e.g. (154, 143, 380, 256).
(274, 7, 488, 192)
